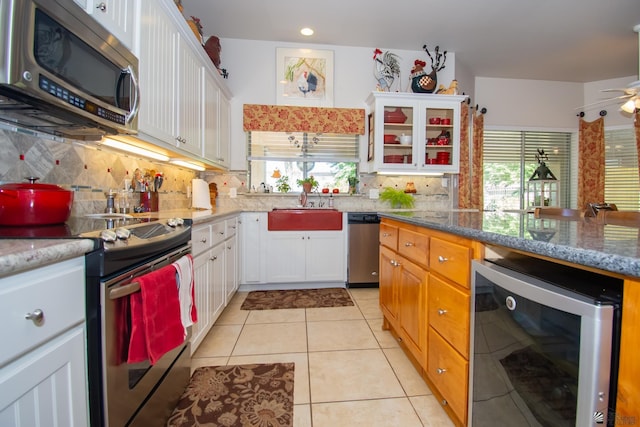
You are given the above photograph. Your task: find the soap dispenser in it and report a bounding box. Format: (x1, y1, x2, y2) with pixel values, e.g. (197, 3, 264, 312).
(328, 193, 334, 208)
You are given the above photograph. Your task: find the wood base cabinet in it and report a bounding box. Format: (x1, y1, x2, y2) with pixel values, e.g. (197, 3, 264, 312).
(379, 218, 480, 427)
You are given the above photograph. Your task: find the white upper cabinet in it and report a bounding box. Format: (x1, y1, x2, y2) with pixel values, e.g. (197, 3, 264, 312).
(367, 92, 466, 174)
(134, 0, 232, 168)
(85, 0, 136, 50)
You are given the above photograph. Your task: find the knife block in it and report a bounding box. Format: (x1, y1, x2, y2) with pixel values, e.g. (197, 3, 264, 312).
(139, 191, 159, 212)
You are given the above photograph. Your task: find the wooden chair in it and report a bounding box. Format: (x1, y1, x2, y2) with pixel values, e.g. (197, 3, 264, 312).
(596, 210, 640, 227)
(533, 207, 585, 220)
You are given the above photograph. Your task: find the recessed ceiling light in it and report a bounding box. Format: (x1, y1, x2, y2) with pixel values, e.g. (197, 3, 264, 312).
(300, 27, 314, 36)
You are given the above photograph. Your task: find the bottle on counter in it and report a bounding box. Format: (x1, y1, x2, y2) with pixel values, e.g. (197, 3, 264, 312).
(328, 193, 334, 208)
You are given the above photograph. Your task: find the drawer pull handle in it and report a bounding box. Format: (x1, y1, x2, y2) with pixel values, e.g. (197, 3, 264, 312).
(96, 2, 106, 12)
(200, 237, 207, 243)
(210, 256, 218, 261)
(438, 309, 447, 316)
(25, 309, 44, 326)
(438, 255, 448, 263)
(404, 242, 414, 247)
(382, 232, 390, 237)
(437, 368, 447, 375)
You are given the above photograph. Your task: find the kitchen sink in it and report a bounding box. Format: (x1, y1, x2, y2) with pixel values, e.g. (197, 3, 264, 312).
(268, 208, 343, 231)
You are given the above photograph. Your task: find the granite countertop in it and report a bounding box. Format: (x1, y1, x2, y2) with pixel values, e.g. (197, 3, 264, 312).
(0, 239, 96, 278)
(380, 210, 640, 278)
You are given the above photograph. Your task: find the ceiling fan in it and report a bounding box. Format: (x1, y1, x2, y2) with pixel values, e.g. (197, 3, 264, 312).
(579, 24, 640, 114)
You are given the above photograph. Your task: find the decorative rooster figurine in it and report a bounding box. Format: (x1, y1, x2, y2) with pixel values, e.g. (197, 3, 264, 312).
(410, 45, 447, 93)
(373, 48, 401, 92)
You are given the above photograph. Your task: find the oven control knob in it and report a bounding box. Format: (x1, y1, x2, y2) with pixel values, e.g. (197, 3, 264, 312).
(115, 227, 131, 240)
(101, 229, 117, 242)
(505, 296, 517, 311)
(167, 217, 184, 227)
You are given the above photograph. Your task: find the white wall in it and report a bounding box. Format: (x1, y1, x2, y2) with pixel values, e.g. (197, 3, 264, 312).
(475, 75, 638, 130)
(219, 39, 456, 171)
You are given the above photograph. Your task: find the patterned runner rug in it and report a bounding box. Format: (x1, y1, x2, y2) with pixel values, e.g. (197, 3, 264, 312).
(167, 363, 295, 427)
(240, 287, 354, 310)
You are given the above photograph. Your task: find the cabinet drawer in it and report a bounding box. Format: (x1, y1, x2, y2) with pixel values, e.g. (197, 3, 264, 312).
(379, 223, 398, 250)
(429, 237, 471, 288)
(192, 224, 211, 255)
(427, 327, 468, 424)
(398, 228, 429, 266)
(0, 258, 85, 367)
(428, 275, 470, 358)
(211, 221, 226, 246)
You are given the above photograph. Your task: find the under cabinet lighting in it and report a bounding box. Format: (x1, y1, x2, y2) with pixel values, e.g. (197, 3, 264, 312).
(101, 138, 170, 161)
(170, 160, 206, 171)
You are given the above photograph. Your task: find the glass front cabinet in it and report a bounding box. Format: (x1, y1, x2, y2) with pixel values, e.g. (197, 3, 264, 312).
(366, 92, 467, 173)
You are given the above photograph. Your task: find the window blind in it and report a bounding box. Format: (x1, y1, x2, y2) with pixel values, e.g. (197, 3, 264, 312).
(247, 131, 359, 163)
(604, 128, 639, 210)
(483, 130, 572, 210)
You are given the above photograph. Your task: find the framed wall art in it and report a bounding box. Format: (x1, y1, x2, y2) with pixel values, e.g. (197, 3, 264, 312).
(276, 48, 334, 107)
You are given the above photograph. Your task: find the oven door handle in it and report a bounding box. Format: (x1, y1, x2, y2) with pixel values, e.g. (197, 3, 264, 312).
(109, 282, 141, 300)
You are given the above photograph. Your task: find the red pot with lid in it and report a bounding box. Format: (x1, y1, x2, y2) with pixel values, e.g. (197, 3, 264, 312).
(0, 177, 74, 225)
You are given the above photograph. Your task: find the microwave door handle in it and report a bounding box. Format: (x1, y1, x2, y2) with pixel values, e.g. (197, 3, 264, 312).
(117, 65, 140, 124)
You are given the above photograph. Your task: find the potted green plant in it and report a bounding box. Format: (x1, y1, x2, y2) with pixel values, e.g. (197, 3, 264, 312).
(296, 175, 318, 193)
(347, 175, 359, 195)
(379, 187, 415, 209)
(275, 175, 291, 193)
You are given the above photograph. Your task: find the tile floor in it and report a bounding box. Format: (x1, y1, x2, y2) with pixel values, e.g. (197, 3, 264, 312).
(191, 287, 456, 427)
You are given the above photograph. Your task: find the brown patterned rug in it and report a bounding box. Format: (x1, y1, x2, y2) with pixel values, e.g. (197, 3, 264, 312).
(167, 363, 295, 427)
(240, 288, 354, 310)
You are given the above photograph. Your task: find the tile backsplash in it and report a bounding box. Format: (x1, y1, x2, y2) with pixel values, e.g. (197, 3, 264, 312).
(0, 129, 197, 216)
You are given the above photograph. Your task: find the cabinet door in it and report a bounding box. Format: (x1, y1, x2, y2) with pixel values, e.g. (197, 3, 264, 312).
(0, 327, 88, 427)
(217, 93, 231, 168)
(137, 0, 176, 142)
(175, 33, 203, 155)
(210, 244, 226, 323)
(397, 257, 427, 364)
(379, 246, 398, 323)
(225, 235, 238, 304)
(191, 251, 210, 353)
(87, 0, 135, 49)
(422, 102, 461, 173)
(266, 232, 306, 283)
(305, 231, 345, 281)
(375, 100, 417, 171)
(203, 72, 220, 163)
(240, 213, 266, 284)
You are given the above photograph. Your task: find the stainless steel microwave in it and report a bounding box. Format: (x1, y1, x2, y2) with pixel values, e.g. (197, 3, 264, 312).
(0, 0, 139, 140)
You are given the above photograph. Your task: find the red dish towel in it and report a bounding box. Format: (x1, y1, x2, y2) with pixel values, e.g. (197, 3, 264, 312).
(128, 264, 185, 365)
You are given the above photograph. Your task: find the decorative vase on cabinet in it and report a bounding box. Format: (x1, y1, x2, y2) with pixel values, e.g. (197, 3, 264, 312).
(366, 92, 467, 174)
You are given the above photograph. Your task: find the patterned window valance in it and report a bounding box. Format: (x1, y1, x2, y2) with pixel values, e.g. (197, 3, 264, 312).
(243, 104, 365, 135)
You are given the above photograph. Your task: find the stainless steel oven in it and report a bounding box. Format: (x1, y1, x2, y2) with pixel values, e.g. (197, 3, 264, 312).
(470, 253, 622, 427)
(103, 244, 191, 426)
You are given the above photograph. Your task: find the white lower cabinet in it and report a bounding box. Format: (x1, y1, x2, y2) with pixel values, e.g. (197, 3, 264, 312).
(0, 257, 88, 427)
(190, 215, 239, 354)
(240, 212, 267, 285)
(266, 231, 346, 283)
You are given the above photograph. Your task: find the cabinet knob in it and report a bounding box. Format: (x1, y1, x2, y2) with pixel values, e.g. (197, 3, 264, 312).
(25, 309, 44, 326)
(438, 255, 448, 263)
(404, 241, 414, 247)
(219, 231, 225, 235)
(210, 256, 218, 261)
(441, 399, 448, 406)
(96, 2, 106, 12)
(382, 232, 390, 237)
(227, 245, 231, 250)
(200, 237, 207, 243)
(438, 309, 447, 316)
(436, 368, 447, 375)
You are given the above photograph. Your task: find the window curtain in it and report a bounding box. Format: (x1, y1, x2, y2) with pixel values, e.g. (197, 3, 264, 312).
(577, 117, 605, 209)
(243, 104, 365, 134)
(458, 107, 484, 209)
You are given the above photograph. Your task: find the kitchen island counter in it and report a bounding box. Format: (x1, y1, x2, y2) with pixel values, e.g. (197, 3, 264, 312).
(379, 210, 640, 278)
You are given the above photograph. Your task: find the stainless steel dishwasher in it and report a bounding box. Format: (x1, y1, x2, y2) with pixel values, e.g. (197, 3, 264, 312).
(347, 212, 380, 287)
